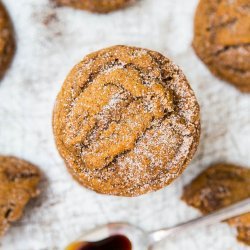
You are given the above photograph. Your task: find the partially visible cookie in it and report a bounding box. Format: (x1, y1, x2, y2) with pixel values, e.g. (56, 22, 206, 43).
(0, 156, 41, 236)
(182, 163, 250, 246)
(193, 0, 250, 92)
(0, 2, 15, 79)
(228, 213, 250, 246)
(54, 0, 134, 13)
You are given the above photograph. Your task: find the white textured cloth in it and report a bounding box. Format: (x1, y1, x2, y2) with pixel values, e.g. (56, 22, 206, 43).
(0, 0, 249, 249)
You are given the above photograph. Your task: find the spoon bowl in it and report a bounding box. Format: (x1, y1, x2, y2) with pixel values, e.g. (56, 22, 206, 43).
(67, 222, 149, 250)
(66, 198, 250, 250)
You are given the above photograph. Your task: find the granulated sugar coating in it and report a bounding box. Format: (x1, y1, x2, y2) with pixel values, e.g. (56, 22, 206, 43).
(53, 45, 200, 196)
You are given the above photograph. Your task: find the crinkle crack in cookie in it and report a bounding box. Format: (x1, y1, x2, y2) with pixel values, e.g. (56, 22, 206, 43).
(0, 156, 41, 236)
(54, 0, 134, 13)
(53, 45, 200, 197)
(0, 1, 15, 79)
(182, 163, 250, 246)
(193, 0, 250, 92)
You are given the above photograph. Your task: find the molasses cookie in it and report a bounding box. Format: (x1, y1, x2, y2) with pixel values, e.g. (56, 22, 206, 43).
(53, 45, 200, 197)
(228, 213, 250, 246)
(193, 0, 250, 92)
(0, 156, 41, 236)
(54, 0, 134, 13)
(182, 163, 250, 245)
(0, 2, 15, 79)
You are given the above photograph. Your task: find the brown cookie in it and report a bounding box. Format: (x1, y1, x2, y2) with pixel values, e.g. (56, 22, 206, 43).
(53, 45, 200, 197)
(193, 0, 250, 92)
(54, 0, 134, 13)
(228, 214, 250, 246)
(0, 156, 41, 236)
(0, 2, 15, 79)
(182, 163, 250, 245)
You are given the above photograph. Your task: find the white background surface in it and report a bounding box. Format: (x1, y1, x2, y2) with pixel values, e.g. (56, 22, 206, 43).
(0, 0, 250, 249)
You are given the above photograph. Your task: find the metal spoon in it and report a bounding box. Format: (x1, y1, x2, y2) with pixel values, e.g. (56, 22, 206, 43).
(66, 198, 250, 250)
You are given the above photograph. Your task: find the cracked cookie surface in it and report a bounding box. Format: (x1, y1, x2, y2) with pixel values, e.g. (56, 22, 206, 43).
(0, 156, 41, 236)
(54, 0, 134, 13)
(53, 45, 200, 197)
(193, 0, 250, 92)
(182, 163, 250, 246)
(0, 2, 15, 79)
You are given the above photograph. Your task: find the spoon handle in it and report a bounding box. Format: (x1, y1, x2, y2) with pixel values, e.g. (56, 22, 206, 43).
(149, 198, 250, 245)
